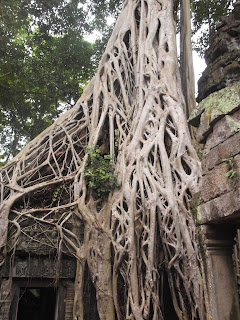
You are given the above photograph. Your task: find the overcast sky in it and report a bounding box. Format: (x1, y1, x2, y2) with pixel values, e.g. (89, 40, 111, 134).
(193, 51, 206, 94)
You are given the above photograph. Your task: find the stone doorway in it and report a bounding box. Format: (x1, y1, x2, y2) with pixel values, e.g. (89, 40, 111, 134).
(0, 279, 74, 320)
(17, 287, 56, 320)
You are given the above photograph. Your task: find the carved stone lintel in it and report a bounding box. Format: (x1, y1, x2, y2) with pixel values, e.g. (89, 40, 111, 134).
(0, 255, 76, 279)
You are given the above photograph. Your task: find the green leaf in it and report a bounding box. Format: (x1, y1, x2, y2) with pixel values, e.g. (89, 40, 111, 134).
(84, 146, 119, 200)
(226, 170, 233, 177)
(222, 158, 233, 163)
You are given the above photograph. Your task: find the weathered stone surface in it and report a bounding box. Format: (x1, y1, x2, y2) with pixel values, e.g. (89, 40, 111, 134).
(202, 132, 240, 173)
(0, 255, 76, 278)
(193, 5, 240, 319)
(200, 187, 240, 224)
(201, 162, 236, 203)
(12, 217, 79, 256)
(190, 81, 240, 143)
(204, 110, 240, 153)
(188, 105, 204, 128)
(198, 54, 240, 103)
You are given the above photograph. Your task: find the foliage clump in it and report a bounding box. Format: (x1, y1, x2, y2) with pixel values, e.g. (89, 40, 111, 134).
(191, 0, 234, 56)
(222, 157, 239, 181)
(84, 147, 119, 200)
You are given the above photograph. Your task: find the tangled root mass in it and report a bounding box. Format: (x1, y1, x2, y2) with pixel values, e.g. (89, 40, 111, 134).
(0, 0, 204, 319)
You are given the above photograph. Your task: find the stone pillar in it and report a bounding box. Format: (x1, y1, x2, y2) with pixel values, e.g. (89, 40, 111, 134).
(202, 225, 240, 320)
(0, 279, 20, 320)
(0, 279, 12, 320)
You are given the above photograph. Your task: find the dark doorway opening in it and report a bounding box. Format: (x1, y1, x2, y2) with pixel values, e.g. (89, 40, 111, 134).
(83, 264, 100, 320)
(163, 272, 178, 320)
(17, 287, 56, 320)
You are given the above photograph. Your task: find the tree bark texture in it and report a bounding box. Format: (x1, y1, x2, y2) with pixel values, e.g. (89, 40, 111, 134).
(180, 0, 196, 122)
(0, 0, 204, 319)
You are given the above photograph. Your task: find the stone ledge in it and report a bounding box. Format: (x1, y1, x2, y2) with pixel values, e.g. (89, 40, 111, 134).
(204, 110, 240, 153)
(200, 187, 240, 224)
(189, 81, 240, 143)
(201, 162, 238, 203)
(198, 53, 240, 103)
(202, 131, 240, 173)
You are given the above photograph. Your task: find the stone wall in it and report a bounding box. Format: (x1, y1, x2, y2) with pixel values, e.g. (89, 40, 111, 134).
(190, 81, 240, 225)
(190, 3, 240, 318)
(190, 83, 240, 319)
(190, 81, 240, 320)
(0, 217, 77, 319)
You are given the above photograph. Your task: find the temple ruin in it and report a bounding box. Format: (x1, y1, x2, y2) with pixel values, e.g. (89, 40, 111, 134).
(190, 2, 240, 319)
(0, 0, 240, 319)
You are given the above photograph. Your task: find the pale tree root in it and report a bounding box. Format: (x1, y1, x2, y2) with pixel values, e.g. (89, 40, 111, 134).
(0, 0, 204, 319)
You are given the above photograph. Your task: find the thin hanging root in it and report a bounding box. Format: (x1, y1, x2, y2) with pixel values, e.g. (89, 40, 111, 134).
(0, 0, 204, 319)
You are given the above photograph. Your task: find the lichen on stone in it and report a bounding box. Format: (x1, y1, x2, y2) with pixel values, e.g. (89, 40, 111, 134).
(189, 80, 240, 129)
(225, 115, 240, 133)
(191, 205, 202, 225)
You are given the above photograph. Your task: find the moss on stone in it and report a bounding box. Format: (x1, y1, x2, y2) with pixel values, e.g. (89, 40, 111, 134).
(225, 115, 240, 133)
(191, 205, 202, 225)
(190, 80, 240, 126)
(201, 81, 240, 115)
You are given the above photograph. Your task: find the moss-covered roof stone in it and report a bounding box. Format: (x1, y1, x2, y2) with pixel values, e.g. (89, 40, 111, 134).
(189, 81, 240, 142)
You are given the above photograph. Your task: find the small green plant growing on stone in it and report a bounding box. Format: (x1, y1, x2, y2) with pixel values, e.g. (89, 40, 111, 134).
(222, 157, 238, 181)
(84, 146, 119, 200)
(192, 141, 204, 161)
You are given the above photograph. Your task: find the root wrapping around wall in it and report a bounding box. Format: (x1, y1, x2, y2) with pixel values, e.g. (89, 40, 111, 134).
(0, 1, 204, 319)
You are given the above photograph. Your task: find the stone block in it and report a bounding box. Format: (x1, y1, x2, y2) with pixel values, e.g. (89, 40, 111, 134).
(197, 53, 240, 104)
(195, 115, 214, 144)
(202, 132, 240, 173)
(205, 110, 240, 151)
(201, 162, 234, 203)
(200, 187, 240, 224)
(194, 81, 240, 143)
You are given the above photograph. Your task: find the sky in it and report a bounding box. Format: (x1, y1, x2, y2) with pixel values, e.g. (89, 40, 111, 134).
(193, 51, 206, 94)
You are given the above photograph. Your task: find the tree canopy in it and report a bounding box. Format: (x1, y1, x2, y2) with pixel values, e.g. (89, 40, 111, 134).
(191, 0, 234, 55)
(0, 0, 234, 162)
(0, 0, 123, 161)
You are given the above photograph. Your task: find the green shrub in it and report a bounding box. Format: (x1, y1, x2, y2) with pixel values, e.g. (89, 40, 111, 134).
(84, 147, 119, 200)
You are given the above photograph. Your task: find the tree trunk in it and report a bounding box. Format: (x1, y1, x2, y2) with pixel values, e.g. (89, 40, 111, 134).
(180, 0, 196, 119)
(0, 0, 204, 319)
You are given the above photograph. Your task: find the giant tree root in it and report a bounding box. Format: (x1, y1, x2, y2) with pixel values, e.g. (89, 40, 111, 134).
(0, 0, 204, 319)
